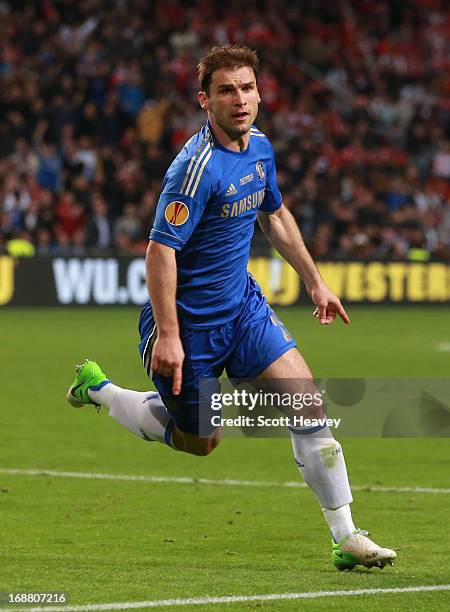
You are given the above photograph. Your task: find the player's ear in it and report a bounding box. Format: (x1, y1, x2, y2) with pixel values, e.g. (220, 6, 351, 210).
(198, 91, 208, 110)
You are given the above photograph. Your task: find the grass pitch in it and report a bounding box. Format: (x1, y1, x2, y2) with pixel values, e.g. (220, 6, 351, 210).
(1, 306, 449, 610)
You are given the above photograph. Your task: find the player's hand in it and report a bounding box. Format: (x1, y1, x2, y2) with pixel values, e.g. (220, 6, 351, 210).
(309, 283, 350, 326)
(150, 334, 185, 395)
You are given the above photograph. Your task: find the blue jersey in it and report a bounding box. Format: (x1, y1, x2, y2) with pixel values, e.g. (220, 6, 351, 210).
(149, 123, 282, 328)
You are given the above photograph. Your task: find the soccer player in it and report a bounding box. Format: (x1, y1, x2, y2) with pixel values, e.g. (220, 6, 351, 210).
(67, 45, 396, 571)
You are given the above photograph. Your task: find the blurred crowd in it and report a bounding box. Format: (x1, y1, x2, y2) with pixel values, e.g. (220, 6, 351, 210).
(1, 0, 449, 261)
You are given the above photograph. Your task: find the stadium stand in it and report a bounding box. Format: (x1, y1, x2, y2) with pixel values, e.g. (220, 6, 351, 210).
(1, 0, 449, 261)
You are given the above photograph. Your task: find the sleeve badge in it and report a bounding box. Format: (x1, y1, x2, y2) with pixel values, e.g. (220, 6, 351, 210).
(164, 201, 190, 226)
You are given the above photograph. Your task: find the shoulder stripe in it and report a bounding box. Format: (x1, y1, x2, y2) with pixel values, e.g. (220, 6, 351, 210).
(189, 149, 212, 198)
(151, 228, 185, 243)
(182, 142, 211, 198)
(250, 127, 267, 138)
(180, 138, 209, 194)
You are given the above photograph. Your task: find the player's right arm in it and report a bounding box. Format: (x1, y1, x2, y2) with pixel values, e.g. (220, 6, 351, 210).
(146, 241, 184, 395)
(145, 134, 215, 395)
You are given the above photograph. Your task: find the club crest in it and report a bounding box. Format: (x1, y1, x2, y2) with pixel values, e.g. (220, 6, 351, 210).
(256, 161, 265, 181)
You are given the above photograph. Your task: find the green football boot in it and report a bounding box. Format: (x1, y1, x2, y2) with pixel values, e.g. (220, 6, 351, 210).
(66, 359, 110, 408)
(332, 529, 397, 571)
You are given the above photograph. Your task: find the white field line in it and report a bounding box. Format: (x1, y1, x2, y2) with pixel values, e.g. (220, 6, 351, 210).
(1, 585, 450, 612)
(436, 342, 450, 352)
(0, 468, 450, 494)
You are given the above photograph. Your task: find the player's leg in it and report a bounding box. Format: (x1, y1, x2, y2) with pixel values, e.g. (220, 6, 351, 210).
(257, 348, 356, 533)
(67, 359, 177, 446)
(66, 358, 221, 455)
(227, 284, 396, 569)
(258, 346, 396, 569)
(229, 312, 355, 531)
(66, 302, 224, 456)
(172, 428, 221, 456)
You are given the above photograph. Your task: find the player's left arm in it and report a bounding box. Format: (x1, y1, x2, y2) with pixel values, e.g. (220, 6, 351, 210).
(258, 205, 350, 325)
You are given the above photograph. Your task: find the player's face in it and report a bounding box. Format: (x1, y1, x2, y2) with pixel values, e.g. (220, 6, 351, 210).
(199, 66, 260, 140)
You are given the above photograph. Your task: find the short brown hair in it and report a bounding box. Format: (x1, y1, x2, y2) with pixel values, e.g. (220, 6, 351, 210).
(197, 44, 259, 94)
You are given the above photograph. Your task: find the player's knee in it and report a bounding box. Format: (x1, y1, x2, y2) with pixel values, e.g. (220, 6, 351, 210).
(190, 445, 212, 456)
(175, 430, 221, 456)
(190, 434, 221, 456)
